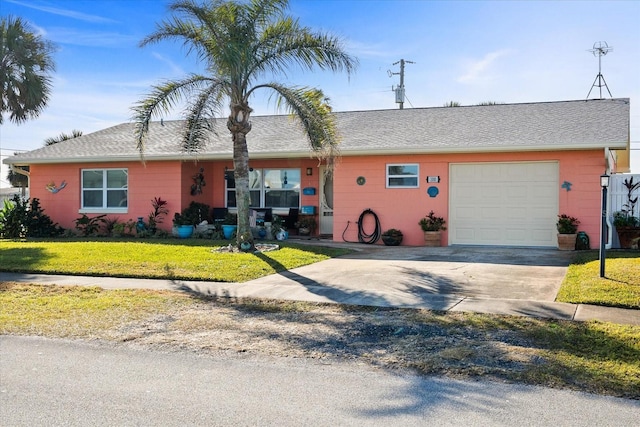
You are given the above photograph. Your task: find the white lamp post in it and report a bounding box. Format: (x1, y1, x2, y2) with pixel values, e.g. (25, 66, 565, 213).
(600, 173, 610, 278)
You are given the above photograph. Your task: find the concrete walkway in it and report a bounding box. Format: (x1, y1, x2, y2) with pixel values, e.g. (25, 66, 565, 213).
(1, 244, 638, 326)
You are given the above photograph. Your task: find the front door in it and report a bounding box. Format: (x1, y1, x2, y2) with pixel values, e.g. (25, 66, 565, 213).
(319, 166, 334, 236)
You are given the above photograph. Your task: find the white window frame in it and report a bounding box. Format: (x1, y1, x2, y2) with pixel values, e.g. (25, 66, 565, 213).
(80, 168, 128, 213)
(225, 168, 301, 210)
(386, 163, 419, 188)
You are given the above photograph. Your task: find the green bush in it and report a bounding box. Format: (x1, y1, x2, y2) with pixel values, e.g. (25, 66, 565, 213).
(74, 214, 107, 236)
(0, 195, 63, 238)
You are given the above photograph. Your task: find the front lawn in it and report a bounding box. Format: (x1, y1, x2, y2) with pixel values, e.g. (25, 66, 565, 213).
(1, 282, 638, 399)
(0, 239, 351, 282)
(556, 251, 640, 309)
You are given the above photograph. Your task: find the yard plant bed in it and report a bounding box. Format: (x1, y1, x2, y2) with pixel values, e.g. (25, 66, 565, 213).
(1, 282, 638, 400)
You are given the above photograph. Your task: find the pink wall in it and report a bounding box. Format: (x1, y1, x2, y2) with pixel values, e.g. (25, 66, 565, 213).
(333, 150, 606, 247)
(28, 150, 604, 246)
(30, 158, 323, 233)
(30, 161, 183, 231)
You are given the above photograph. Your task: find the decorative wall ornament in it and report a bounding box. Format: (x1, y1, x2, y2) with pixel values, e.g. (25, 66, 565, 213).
(45, 180, 67, 194)
(561, 181, 573, 191)
(191, 167, 206, 195)
(427, 186, 439, 198)
(356, 176, 366, 186)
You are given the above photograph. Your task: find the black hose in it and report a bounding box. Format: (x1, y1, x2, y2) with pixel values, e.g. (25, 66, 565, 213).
(342, 208, 381, 244)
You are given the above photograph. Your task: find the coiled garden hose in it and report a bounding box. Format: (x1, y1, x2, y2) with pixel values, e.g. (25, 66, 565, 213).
(342, 208, 381, 244)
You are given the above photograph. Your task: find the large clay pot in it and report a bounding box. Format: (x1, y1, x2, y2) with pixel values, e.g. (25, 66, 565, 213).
(557, 233, 577, 251)
(616, 227, 640, 249)
(423, 231, 441, 247)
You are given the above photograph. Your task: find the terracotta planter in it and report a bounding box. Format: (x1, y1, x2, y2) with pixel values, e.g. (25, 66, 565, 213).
(616, 227, 640, 249)
(557, 233, 577, 251)
(423, 231, 442, 247)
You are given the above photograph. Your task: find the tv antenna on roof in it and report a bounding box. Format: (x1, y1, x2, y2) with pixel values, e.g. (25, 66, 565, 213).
(586, 41, 613, 99)
(388, 59, 414, 109)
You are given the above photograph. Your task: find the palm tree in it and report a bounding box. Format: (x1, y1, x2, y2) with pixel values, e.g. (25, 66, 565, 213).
(0, 16, 56, 125)
(43, 129, 83, 146)
(133, 0, 357, 249)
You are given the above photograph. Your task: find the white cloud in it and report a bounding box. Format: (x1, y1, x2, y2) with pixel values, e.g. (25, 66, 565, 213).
(457, 49, 516, 84)
(6, 0, 117, 24)
(151, 52, 187, 77)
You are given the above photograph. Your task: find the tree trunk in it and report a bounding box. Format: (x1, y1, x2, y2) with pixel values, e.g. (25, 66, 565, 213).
(228, 103, 253, 250)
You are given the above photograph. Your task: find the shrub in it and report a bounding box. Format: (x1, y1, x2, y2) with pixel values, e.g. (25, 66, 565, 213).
(74, 214, 107, 236)
(0, 195, 63, 238)
(557, 214, 580, 234)
(418, 211, 447, 231)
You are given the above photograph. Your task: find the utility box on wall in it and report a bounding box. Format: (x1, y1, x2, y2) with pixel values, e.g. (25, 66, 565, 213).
(301, 206, 316, 215)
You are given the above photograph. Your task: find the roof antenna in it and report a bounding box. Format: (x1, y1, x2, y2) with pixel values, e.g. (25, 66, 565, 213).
(388, 59, 414, 109)
(586, 41, 613, 99)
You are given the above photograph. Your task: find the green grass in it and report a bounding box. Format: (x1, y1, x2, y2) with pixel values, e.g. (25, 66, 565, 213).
(0, 282, 194, 336)
(0, 239, 351, 282)
(556, 251, 640, 309)
(1, 283, 638, 398)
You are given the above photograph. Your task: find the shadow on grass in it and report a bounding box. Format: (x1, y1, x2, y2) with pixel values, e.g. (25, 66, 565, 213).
(0, 247, 51, 272)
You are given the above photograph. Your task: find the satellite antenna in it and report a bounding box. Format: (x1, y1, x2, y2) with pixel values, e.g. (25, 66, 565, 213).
(388, 59, 414, 109)
(586, 41, 613, 99)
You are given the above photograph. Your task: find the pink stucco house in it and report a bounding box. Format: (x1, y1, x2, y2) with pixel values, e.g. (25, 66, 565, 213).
(3, 98, 631, 248)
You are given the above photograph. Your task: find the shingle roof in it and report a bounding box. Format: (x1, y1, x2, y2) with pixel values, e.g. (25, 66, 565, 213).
(4, 98, 630, 165)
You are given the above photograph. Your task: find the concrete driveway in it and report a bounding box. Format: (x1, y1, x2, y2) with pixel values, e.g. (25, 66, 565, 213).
(322, 245, 573, 300)
(244, 244, 574, 311)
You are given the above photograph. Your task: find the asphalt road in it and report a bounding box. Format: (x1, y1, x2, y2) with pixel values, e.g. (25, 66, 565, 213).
(1, 336, 638, 426)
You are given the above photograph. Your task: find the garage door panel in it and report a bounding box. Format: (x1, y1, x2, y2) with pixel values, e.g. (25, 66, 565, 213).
(450, 162, 558, 247)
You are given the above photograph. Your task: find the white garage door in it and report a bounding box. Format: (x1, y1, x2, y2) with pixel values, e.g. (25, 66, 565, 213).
(449, 162, 558, 247)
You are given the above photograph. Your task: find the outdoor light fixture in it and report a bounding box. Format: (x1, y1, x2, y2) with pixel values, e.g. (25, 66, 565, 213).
(599, 173, 610, 278)
(306, 167, 313, 176)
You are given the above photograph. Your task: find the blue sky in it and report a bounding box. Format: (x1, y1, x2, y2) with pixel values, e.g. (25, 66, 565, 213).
(1, 0, 639, 187)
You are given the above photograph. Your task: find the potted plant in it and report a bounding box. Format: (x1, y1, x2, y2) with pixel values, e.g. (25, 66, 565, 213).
(556, 214, 580, 250)
(297, 216, 317, 236)
(221, 212, 238, 240)
(613, 177, 640, 249)
(270, 214, 287, 240)
(381, 228, 403, 246)
(418, 211, 446, 246)
(173, 213, 193, 239)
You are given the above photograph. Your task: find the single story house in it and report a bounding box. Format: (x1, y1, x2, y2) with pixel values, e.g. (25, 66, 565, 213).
(3, 98, 631, 248)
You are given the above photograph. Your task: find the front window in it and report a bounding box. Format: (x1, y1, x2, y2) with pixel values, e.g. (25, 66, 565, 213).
(81, 169, 128, 212)
(386, 164, 419, 188)
(226, 168, 300, 208)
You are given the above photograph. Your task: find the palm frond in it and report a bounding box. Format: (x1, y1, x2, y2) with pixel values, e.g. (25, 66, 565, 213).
(131, 74, 216, 154)
(251, 20, 357, 80)
(257, 84, 340, 165)
(182, 83, 225, 153)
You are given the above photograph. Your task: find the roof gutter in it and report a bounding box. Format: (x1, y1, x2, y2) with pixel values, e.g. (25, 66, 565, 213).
(3, 143, 627, 166)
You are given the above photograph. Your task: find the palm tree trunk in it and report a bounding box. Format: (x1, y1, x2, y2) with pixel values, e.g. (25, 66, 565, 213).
(233, 133, 252, 247)
(228, 104, 253, 249)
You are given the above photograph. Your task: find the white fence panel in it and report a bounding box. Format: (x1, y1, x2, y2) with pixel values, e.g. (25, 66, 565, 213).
(608, 174, 640, 248)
